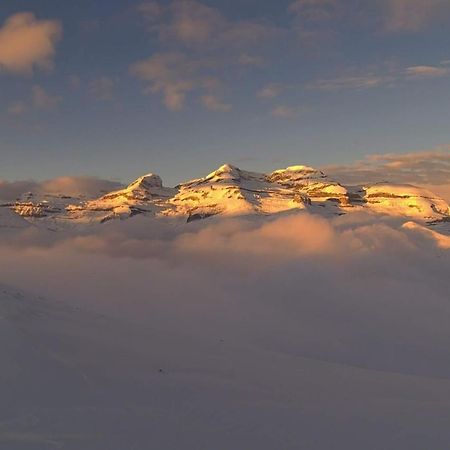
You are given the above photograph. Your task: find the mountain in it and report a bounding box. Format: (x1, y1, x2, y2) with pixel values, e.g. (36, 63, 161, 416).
(1, 163, 449, 229)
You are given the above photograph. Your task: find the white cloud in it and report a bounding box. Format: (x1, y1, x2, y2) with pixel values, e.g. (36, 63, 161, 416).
(0, 12, 62, 75)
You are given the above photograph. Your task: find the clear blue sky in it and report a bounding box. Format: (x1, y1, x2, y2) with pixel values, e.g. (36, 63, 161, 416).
(1, 0, 450, 185)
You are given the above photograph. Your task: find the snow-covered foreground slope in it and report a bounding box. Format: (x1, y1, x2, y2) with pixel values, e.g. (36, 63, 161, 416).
(1, 163, 449, 230)
(2, 268, 450, 450)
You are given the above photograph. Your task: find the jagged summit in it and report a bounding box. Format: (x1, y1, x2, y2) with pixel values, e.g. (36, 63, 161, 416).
(1, 163, 449, 229)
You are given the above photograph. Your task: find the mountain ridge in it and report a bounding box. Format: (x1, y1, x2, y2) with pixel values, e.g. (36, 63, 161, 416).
(1, 163, 449, 230)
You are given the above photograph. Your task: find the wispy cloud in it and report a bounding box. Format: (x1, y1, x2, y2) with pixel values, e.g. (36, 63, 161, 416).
(90, 76, 116, 102)
(6, 85, 62, 116)
(133, 1, 280, 110)
(257, 83, 286, 99)
(32, 85, 62, 110)
(404, 65, 450, 79)
(288, 0, 340, 23)
(308, 61, 450, 91)
(139, 0, 279, 49)
(383, 0, 450, 32)
(0, 12, 62, 75)
(308, 73, 389, 91)
(130, 52, 233, 112)
(200, 94, 232, 112)
(7, 101, 28, 116)
(323, 148, 450, 201)
(271, 105, 298, 118)
(131, 52, 199, 111)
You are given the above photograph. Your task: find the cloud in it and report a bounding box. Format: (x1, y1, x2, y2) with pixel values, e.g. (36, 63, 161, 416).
(90, 76, 116, 102)
(68, 74, 81, 90)
(0, 177, 122, 202)
(7, 101, 28, 116)
(0, 12, 62, 75)
(137, 1, 164, 22)
(323, 149, 450, 201)
(131, 52, 197, 111)
(287, 0, 343, 48)
(200, 94, 232, 112)
(237, 53, 264, 67)
(383, 0, 449, 32)
(32, 85, 62, 110)
(133, 1, 281, 110)
(5, 86, 62, 116)
(257, 83, 285, 99)
(288, 0, 340, 23)
(140, 0, 279, 49)
(38, 177, 123, 197)
(271, 105, 298, 118)
(286, 0, 450, 42)
(308, 73, 388, 91)
(404, 65, 450, 79)
(308, 61, 450, 91)
(131, 52, 233, 111)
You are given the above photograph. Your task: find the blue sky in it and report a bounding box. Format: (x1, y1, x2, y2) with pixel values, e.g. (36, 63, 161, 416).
(1, 0, 450, 185)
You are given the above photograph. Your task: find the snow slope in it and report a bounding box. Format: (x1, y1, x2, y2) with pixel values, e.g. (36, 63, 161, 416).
(364, 183, 450, 219)
(2, 267, 450, 450)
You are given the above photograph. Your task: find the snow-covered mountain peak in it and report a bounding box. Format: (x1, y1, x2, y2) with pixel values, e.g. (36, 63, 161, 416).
(203, 164, 263, 185)
(127, 173, 163, 190)
(207, 163, 240, 177)
(270, 165, 326, 180)
(1, 163, 449, 230)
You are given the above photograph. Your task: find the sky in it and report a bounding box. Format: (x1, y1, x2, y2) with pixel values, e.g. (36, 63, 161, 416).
(1, 0, 450, 185)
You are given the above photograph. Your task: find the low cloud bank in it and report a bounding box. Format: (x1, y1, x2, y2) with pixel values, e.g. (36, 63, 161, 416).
(0, 176, 123, 201)
(0, 211, 449, 377)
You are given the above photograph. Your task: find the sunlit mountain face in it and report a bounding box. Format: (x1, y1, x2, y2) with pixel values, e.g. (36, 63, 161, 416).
(1, 1, 450, 449)
(2, 163, 450, 229)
